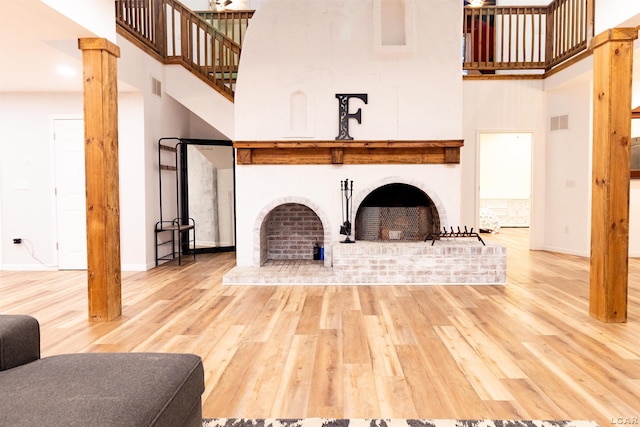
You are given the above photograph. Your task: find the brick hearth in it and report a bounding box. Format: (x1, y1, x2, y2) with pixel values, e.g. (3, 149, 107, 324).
(223, 239, 506, 285)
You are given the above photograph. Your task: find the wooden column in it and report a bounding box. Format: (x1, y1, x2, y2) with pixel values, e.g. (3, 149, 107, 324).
(78, 38, 122, 322)
(590, 28, 637, 323)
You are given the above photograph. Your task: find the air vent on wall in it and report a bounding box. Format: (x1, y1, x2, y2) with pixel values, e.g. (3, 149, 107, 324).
(151, 77, 162, 97)
(550, 114, 569, 131)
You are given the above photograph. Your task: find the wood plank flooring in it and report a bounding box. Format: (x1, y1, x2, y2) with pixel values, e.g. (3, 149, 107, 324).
(1, 229, 639, 425)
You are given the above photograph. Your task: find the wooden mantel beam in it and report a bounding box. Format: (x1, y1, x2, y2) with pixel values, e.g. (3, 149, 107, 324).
(589, 28, 638, 323)
(78, 38, 122, 322)
(233, 139, 464, 165)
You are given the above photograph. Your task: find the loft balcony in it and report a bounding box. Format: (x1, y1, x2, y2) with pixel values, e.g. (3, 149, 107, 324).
(463, 0, 593, 77)
(115, 0, 594, 100)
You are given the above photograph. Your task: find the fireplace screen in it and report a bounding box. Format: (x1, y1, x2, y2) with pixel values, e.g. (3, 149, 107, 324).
(355, 184, 439, 241)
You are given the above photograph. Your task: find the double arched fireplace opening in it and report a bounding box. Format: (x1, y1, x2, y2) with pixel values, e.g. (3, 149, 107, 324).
(258, 183, 441, 265)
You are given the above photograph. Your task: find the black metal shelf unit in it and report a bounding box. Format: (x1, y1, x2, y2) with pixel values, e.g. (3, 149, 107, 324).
(155, 138, 196, 266)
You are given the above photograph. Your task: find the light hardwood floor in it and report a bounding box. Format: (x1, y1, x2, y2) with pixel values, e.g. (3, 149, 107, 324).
(1, 229, 639, 425)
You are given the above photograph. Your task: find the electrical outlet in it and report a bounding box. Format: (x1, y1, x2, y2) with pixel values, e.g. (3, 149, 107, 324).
(13, 238, 22, 244)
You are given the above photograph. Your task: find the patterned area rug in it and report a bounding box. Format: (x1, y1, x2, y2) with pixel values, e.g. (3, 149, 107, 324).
(202, 419, 599, 427)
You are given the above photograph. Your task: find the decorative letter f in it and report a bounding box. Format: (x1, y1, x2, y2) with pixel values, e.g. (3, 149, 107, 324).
(335, 93, 368, 140)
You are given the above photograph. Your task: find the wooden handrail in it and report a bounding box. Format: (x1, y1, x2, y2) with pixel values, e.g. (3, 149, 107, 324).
(463, 0, 593, 74)
(196, 10, 254, 46)
(464, 5, 547, 70)
(165, 1, 241, 100)
(115, 0, 165, 56)
(116, 0, 592, 96)
(115, 0, 245, 100)
(546, 0, 590, 69)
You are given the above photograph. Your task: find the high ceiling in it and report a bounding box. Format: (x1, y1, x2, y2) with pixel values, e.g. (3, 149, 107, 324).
(1, 0, 640, 94)
(0, 0, 95, 92)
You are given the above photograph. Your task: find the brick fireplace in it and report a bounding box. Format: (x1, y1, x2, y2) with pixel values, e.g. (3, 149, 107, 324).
(225, 0, 489, 284)
(225, 167, 506, 285)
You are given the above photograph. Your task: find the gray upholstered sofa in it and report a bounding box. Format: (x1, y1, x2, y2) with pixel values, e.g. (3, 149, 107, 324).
(0, 314, 205, 427)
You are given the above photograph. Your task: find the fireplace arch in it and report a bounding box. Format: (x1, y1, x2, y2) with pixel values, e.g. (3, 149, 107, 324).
(354, 178, 445, 241)
(254, 197, 331, 267)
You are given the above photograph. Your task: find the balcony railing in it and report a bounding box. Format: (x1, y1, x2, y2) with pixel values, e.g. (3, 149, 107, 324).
(463, 0, 592, 73)
(547, 0, 591, 68)
(116, 0, 592, 98)
(115, 0, 242, 100)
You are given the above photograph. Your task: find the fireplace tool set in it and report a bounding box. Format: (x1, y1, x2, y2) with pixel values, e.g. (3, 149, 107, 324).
(339, 178, 355, 243)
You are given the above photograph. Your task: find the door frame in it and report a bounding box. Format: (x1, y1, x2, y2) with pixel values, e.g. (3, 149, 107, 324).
(475, 130, 535, 241)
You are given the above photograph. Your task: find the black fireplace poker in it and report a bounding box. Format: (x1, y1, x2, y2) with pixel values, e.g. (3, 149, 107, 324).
(340, 178, 355, 243)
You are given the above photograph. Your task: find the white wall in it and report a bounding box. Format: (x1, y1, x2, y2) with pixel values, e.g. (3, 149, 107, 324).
(42, 0, 117, 41)
(542, 52, 640, 258)
(462, 79, 547, 248)
(118, 34, 199, 269)
(118, 93, 147, 270)
(0, 93, 82, 269)
(0, 92, 163, 271)
(164, 66, 235, 139)
(543, 79, 592, 256)
(189, 113, 229, 140)
(594, 0, 640, 34)
(0, 46, 199, 271)
(479, 133, 531, 199)
(236, 0, 463, 140)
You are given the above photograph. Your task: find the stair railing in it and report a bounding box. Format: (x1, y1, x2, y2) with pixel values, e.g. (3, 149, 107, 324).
(196, 10, 254, 46)
(115, 0, 165, 57)
(116, 0, 242, 100)
(463, 0, 593, 73)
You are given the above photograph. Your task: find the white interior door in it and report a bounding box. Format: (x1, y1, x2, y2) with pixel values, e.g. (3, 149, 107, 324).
(54, 118, 87, 270)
